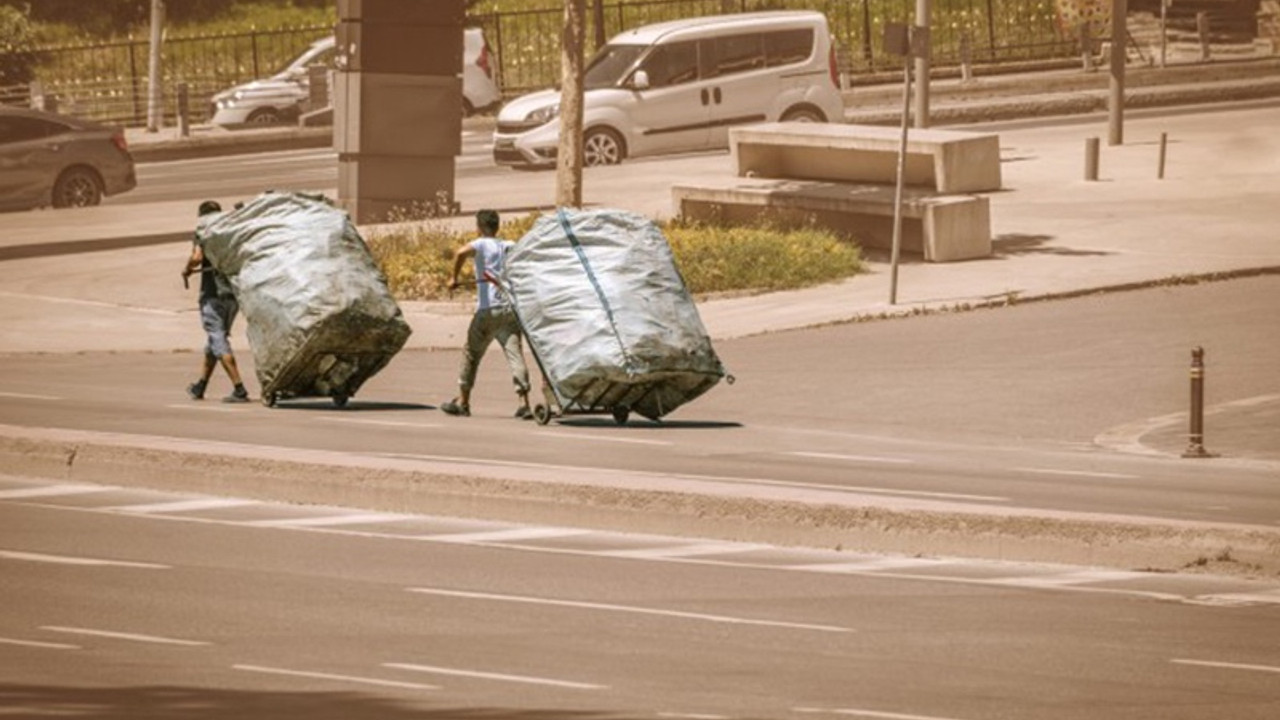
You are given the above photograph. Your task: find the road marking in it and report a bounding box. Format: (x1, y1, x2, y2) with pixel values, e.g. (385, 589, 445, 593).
(0, 484, 116, 499)
(1171, 659, 1280, 674)
(1189, 588, 1280, 606)
(382, 452, 1007, 501)
(105, 498, 258, 514)
(234, 664, 439, 690)
(247, 512, 409, 527)
(789, 558, 949, 573)
(789, 451, 915, 465)
(383, 662, 606, 690)
(794, 707, 969, 720)
(1097, 393, 1280, 458)
(0, 637, 80, 650)
(1013, 467, 1138, 479)
(534, 431, 671, 446)
(40, 626, 209, 646)
(406, 587, 852, 633)
(995, 570, 1149, 588)
(0, 391, 61, 401)
(0, 550, 169, 569)
(314, 417, 442, 429)
(603, 542, 767, 559)
(417, 527, 592, 543)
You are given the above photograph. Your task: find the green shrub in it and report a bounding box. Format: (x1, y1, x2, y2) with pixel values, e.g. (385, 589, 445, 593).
(366, 215, 862, 301)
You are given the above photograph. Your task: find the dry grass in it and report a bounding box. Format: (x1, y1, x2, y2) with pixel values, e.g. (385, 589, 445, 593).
(365, 214, 863, 301)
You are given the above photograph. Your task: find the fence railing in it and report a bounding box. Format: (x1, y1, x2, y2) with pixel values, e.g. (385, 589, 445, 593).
(1, 25, 328, 126)
(0, 0, 1186, 127)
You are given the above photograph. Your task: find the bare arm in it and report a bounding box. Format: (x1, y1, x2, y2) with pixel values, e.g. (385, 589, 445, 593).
(447, 244, 476, 290)
(182, 244, 203, 279)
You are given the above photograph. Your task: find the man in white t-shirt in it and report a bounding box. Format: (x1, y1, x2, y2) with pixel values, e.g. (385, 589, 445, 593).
(441, 209, 532, 418)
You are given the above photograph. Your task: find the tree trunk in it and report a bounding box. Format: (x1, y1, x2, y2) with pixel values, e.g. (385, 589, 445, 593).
(556, 0, 586, 208)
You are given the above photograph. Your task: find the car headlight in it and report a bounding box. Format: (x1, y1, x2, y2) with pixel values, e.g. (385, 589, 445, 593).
(527, 104, 559, 125)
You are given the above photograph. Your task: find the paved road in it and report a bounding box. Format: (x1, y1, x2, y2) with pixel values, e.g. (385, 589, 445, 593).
(105, 129, 508, 207)
(1, 275, 1276, 533)
(3, 475, 1278, 720)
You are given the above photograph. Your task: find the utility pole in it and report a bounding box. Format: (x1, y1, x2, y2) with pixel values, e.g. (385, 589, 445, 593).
(556, 0, 586, 208)
(146, 0, 164, 132)
(913, 0, 931, 129)
(1108, 0, 1127, 145)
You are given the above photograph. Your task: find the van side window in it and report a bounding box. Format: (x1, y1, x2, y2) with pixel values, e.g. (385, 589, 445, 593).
(639, 40, 698, 87)
(702, 33, 765, 78)
(764, 29, 813, 67)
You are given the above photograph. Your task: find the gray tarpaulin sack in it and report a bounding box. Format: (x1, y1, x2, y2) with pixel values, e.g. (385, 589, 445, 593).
(198, 191, 411, 407)
(503, 207, 728, 423)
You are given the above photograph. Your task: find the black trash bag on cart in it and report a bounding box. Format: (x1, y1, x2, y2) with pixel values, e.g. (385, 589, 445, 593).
(503, 207, 728, 422)
(197, 191, 411, 406)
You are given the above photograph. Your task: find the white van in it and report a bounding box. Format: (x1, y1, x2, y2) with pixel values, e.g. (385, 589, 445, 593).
(211, 28, 502, 126)
(492, 11, 843, 168)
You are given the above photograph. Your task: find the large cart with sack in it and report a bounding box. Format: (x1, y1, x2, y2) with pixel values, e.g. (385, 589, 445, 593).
(503, 207, 730, 425)
(198, 191, 411, 407)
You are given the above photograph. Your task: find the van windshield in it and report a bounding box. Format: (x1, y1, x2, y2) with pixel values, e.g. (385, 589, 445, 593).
(584, 44, 645, 89)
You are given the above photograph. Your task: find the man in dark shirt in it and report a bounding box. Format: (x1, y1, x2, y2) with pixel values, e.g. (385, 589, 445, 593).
(181, 200, 249, 403)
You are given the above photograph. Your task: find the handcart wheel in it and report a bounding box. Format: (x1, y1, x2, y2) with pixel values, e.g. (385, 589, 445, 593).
(332, 393, 349, 408)
(262, 393, 278, 408)
(611, 406, 630, 426)
(533, 404, 552, 426)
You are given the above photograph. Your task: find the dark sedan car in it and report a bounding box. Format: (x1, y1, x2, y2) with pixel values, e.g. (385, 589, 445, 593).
(0, 105, 137, 211)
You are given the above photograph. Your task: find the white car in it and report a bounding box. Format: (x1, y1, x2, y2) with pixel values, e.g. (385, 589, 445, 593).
(493, 11, 844, 168)
(211, 28, 502, 127)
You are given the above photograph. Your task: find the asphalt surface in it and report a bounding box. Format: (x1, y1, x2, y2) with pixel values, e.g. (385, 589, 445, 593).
(1, 58, 1278, 574)
(6, 475, 1279, 719)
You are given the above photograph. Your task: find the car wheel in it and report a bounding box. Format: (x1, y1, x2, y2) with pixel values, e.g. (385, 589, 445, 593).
(781, 106, 825, 123)
(583, 128, 624, 166)
(245, 107, 283, 124)
(51, 167, 103, 208)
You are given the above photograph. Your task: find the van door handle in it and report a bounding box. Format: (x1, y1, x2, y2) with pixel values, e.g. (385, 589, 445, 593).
(700, 88, 709, 105)
(713, 87, 722, 104)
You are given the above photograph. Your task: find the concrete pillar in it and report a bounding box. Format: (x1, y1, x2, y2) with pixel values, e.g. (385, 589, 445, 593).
(335, 0, 465, 224)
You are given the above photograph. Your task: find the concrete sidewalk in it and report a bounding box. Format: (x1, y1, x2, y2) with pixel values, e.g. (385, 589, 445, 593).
(1, 61, 1278, 574)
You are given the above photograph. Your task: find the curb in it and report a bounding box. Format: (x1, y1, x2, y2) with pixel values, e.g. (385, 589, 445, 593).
(4, 425, 1277, 576)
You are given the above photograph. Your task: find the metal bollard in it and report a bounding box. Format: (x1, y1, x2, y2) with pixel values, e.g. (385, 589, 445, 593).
(1197, 12, 1211, 61)
(1157, 132, 1167, 179)
(1085, 137, 1100, 181)
(1182, 347, 1214, 458)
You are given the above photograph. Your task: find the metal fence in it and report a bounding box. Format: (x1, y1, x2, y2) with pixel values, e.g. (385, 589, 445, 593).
(0, 25, 328, 126)
(0, 0, 1081, 127)
(476, 0, 1076, 96)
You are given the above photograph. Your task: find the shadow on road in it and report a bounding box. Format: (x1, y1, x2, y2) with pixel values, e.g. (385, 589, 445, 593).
(0, 683, 673, 720)
(553, 418, 743, 430)
(993, 233, 1112, 257)
(268, 401, 434, 412)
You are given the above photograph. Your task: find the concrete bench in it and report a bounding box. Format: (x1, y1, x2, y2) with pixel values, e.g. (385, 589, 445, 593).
(672, 178, 991, 262)
(732, 123, 1002, 194)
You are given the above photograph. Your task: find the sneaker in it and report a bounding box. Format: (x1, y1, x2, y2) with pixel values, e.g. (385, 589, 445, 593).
(441, 399, 470, 417)
(222, 387, 250, 403)
(514, 406, 533, 420)
(186, 380, 206, 400)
